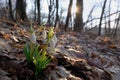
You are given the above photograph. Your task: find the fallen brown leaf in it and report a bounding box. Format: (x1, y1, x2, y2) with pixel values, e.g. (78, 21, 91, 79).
(12, 44, 24, 49)
(109, 44, 117, 49)
(3, 34, 10, 40)
(102, 37, 110, 43)
(20, 29, 25, 36)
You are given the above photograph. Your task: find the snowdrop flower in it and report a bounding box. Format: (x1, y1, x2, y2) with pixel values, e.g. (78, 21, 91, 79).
(49, 38, 55, 47)
(53, 35, 57, 44)
(30, 32, 36, 44)
(42, 29, 47, 39)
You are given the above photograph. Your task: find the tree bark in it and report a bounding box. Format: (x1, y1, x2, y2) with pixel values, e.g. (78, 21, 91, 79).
(98, 0, 107, 36)
(48, 0, 55, 26)
(108, 0, 111, 35)
(65, 0, 73, 31)
(8, 0, 14, 21)
(48, 0, 52, 26)
(54, 0, 59, 27)
(113, 13, 120, 36)
(34, 0, 37, 21)
(16, 0, 27, 20)
(37, 0, 41, 25)
(74, 0, 83, 32)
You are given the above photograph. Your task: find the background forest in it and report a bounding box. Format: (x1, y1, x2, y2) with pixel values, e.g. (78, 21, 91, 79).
(0, 0, 120, 36)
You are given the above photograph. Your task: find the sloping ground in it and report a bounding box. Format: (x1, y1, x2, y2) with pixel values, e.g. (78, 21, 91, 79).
(56, 31, 120, 80)
(0, 22, 120, 80)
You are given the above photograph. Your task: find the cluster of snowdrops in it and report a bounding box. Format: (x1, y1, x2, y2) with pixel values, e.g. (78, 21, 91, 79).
(23, 26, 57, 76)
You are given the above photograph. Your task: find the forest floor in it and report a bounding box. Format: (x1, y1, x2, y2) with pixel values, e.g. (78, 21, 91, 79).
(0, 21, 120, 80)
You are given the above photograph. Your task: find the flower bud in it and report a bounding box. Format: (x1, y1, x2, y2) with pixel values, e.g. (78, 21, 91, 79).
(49, 38, 55, 47)
(30, 32, 36, 43)
(53, 35, 57, 44)
(48, 27, 54, 39)
(42, 30, 47, 39)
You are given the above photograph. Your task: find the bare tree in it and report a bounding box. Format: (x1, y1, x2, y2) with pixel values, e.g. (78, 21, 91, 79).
(8, 0, 14, 20)
(54, 0, 59, 27)
(48, 0, 55, 26)
(84, 5, 95, 31)
(16, 0, 27, 20)
(48, 0, 52, 26)
(112, 2, 120, 37)
(74, 0, 83, 32)
(104, 13, 107, 35)
(108, 0, 112, 35)
(65, 0, 73, 31)
(34, 0, 37, 21)
(59, 7, 65, 27)
(98, 0, 107, 36)
(37, 0, 41, 25)
(113, 13, 120, 36)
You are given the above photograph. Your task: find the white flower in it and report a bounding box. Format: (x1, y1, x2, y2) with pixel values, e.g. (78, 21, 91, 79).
(30, 32, 36, 43)
(48, 35, 57, 54)
(42, 30, 47, 39)
(49, 38, 55, 47)
(53, 35, 57, 44)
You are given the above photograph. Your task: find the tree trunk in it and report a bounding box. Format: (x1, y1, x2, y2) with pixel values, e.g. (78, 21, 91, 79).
(98, 0, 107, 36)
(108, 0, 111, 35)
(9, 0, 14, 21)
(48, 0, 55, 26)
(54, 0, 59, 27)
(48, 0, 52, 26)
(37, 0, 41, 25)
(65, 0, 73, 31)
(34, 0, 37, 21)
(113, 13, 120, 36)
(74, 0, 83, 32)
(16, 0, 27, 20)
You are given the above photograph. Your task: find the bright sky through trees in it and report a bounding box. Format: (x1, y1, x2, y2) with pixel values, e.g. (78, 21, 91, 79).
(26, 0, 119, 22)
(1, 0, 119, 28)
